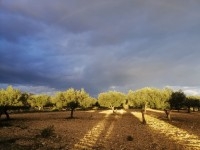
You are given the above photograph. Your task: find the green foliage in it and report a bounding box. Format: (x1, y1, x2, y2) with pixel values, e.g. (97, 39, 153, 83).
(40, 125, 55, 138)
(148, 88, 172, 109)
(27, 94, 50, 110)
(0, 86, 25, 107)
(51, 92, 66, 109)
(3, 85, 200, 113)
(127, 90, 142, 108)
(79, 97, 96, 109)
(169, 90, 186, 110)
(0, 86, 30, 119)
(52, 88, 95, 110)
(52, 88, 94, 117)
(185, 95, 200, 112)
(127, 87, 172, 110)
(63, 88, 77, 107)
(98, 91, 126, 111)
(76, 89, 96, 109)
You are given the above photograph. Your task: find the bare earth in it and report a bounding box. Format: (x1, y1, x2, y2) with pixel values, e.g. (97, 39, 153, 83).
(0, 109, 200, 150)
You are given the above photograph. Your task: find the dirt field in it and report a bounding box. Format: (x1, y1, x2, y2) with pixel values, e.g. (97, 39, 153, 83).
(0, 109, 200, 150)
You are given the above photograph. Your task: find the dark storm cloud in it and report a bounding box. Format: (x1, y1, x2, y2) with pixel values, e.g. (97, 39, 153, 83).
(0, 11, 45, 42)
(1, 0, 200, 96)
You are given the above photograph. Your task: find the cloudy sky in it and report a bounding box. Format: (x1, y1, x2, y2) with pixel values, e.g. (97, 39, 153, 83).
(1, 0, 200, 96)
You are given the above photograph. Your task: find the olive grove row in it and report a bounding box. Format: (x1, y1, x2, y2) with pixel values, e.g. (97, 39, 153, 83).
(0, 86, 200, 119)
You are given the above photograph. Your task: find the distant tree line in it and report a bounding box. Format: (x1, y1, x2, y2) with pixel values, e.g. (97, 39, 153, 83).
(0, 86, 200, 120)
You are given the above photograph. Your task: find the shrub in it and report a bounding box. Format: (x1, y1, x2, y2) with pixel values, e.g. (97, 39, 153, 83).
(40, 125, 55, 138)
(126, 135, 133, 141)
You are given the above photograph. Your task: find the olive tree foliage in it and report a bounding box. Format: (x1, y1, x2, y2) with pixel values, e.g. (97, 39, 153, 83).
(185, 96, 200, 113)
(127, 87, 151, 124)
(27, 94, 50, 110)
(51, 92, 66, 109)
(0, 86, 29, 119)
(148, 88, 172, 109)
(79, 96, 96, 109)
(98, 91, 126, 113)
(127, 87, 173, 122)
(76, 88, 96, 109)
(127, 87, 172, 110)
(127, 90, 145, 109)
(52, 88, 95, 118)
(169, 90, 186, 111)
(0, 86, 23, 106)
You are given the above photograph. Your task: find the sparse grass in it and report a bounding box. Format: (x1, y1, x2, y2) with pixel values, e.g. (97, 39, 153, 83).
(40, 125, 55, 138)
(0, 122, 12, 127)
(0, 138, 17, 144)
(15, 124, 28, 129)
(126, 135, 134, 141)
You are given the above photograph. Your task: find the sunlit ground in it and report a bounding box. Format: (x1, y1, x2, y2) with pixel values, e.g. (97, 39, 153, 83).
(1, 110, 199, 149)
(99, 109, 126, 115)
(131, 111, 200, 149)
(74, 110, 122, 149)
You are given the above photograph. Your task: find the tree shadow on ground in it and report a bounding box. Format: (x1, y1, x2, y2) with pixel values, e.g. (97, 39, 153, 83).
(133, 110, 200, 149)
(109, 110, 182, 150)
(146, 110, 200, 138)
(0, 111, 108, 149)
(0, 110, 193, 149)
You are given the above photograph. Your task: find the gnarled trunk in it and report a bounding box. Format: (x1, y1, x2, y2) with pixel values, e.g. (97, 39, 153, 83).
(164, 109, 171, 121)
(187, 106, 191, 113)
(193, 107, 195, 112)
(70, 108, 75, 118)
(111, 106, 115, 113)
(142, 102, 148, 114)
(0, 107, 10, 120)
(141, 109, 146, 124)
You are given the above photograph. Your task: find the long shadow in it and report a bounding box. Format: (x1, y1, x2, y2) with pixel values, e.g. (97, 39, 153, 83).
(146, 109, 200, 138)
(74, 109, 184, 149)
(132, 110, 200, 149)
(108, 110, 183, 150)
(92, 112, 121, 149)
(3, 110, 198, 149)
(73, 110, 116, 149)
(0, 135, 64, 150)
(0, 110, 109, 149)
(1, 110, 105, 123)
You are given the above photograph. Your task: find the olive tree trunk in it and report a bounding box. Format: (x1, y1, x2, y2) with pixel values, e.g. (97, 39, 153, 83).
(70, 108, 75, 118)
(0, 107, 10, 120)
(141, 109, 146, 124)
(164, 109, 171, 121)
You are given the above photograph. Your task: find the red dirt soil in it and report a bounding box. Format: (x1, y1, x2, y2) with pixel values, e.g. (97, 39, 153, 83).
(0, 109, 200, 150)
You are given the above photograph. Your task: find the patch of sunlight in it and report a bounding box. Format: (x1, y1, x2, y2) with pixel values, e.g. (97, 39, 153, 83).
(99, 109, 127, 115)
(74, 113, 110, 149)
(99, 110, 114, 115)
(131, 112, 200, 149)
(147, 108, 164, 113)
(105, 121, 114, 139)
(96, 120, 115, 148)
(86, 110, 96, 113)
(115, 109, 126, 114)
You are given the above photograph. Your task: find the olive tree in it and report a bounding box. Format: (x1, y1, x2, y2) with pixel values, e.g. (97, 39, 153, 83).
(52, 88, 94, 118)
(0, 86, 28, 119)
(185, 96, 200, 113)
(27, 94, 50, 110)
(169, 90, 186, 111)
(98, 91, 126, 113)
(127, 87, 173, 121)
(127, 87, 152, 112)
(127, 87, 172, 110)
